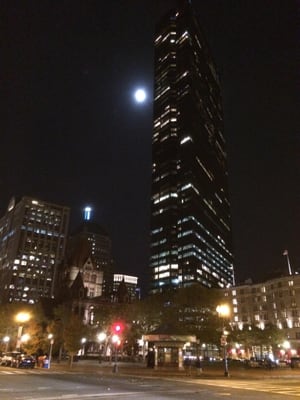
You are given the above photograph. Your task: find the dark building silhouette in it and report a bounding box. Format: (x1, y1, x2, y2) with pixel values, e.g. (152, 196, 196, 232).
(0, 196, 69, 303)
(150, 1, 234, 293)
(112, 274, 139, 303)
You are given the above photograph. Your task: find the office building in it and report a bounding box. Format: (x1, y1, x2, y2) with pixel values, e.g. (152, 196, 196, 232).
(113, 274, 140, 302)
(150, 1, 234, 293)
(0, 196, 69, 304)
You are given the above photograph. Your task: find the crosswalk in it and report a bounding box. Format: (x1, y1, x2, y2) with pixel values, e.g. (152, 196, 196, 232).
(196, 378, 300, 397)
(0, 368, 72, 375)
(1, 369, 300, 397)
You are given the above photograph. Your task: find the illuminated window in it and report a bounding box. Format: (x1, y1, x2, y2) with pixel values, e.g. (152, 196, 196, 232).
(159, 272, 170, 279)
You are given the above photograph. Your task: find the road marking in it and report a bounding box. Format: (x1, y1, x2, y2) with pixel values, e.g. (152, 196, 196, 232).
(0, 369, 75, 376)
(193, 379, 300, 397)
(37, 387, 53, 390)
(16, 392, 142, 400)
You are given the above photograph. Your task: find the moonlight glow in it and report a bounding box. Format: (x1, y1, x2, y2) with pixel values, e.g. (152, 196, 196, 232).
(134, 88, 147, 103)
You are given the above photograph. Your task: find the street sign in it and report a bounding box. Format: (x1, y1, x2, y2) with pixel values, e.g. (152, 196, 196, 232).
(220, 335, 227, 345)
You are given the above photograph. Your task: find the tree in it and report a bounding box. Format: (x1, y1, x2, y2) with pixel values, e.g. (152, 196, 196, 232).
(50, 304, 90, 366)
(63, 313, 87, 367)
(124, 285, 223, 347)
(0, 303, 20, 350)
(174, 285, 223, 343)
(0, 303, 48, 354)
(229, 323, 286, 359)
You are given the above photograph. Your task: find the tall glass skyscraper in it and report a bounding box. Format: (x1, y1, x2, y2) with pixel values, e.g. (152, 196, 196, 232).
(150, 2, 234, 293)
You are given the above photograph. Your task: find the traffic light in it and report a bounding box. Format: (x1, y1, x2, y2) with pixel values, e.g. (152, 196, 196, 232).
(112, 322, 124, 335)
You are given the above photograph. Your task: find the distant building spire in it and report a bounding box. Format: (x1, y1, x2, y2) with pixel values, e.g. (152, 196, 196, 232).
(84, 206, 92, 221)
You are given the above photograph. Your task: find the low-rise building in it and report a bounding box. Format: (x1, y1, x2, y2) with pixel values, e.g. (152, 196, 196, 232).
(224, 274, 300, 356)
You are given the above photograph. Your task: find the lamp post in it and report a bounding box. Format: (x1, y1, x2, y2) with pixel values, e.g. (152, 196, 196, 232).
(48, 334, 54, 368)
(3, 336, 10, 352)
(15, 312, 30, 351)
(97, 332, 107, 363)
(81, 337, 87, 357)
(111, 322, 124, 373)
(216, 304, 230, 377)
(21, 333, 30, 346)
(111, 334, 120, 373)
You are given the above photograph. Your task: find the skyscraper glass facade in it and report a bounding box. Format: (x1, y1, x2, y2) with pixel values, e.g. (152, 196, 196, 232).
(150, 2, 234, 293)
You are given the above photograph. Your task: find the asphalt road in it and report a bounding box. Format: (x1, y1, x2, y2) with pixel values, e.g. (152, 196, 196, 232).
(0, 361, 299, 399)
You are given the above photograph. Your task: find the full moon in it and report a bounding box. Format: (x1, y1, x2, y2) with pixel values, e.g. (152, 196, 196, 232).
(134, 88, 147, 103)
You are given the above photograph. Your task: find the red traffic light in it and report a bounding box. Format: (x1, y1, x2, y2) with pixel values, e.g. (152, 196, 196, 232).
(112, 322, 124, 334)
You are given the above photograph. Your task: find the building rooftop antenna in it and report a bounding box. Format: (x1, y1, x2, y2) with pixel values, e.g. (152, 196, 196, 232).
(84, 206, 92, 221)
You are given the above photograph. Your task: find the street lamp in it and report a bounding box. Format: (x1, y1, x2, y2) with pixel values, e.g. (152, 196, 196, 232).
(97, 332, 107, 363)
(97, 332, 107, 343)
(282, 340, 290, 350)
(21, 333, 30, 344)
(216, 304, 230, 377)
(111, 322, 124, 373)
(15, 312, 30, 351)
(111, 334, 120, 373)
(3, 336, 10, 352)
(48, 334, 54, 368)
(97, 332, 107, 364)
(81, 337, 87, 357)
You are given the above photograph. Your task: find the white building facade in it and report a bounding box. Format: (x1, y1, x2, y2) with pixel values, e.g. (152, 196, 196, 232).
(224, 274, 300, 355)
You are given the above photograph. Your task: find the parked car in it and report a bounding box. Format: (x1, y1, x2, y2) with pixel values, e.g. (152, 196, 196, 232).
(290, 357, 300, 369)
(11, 354, 35, 368)
(245, 357, 276, 369)
(245, 357, 262, 368)
(0, 352, 22, 366)
(276, 359, 289, 368)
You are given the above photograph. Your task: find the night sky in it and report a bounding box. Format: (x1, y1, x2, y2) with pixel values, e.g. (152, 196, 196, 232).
(1, 1, 299, 291)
